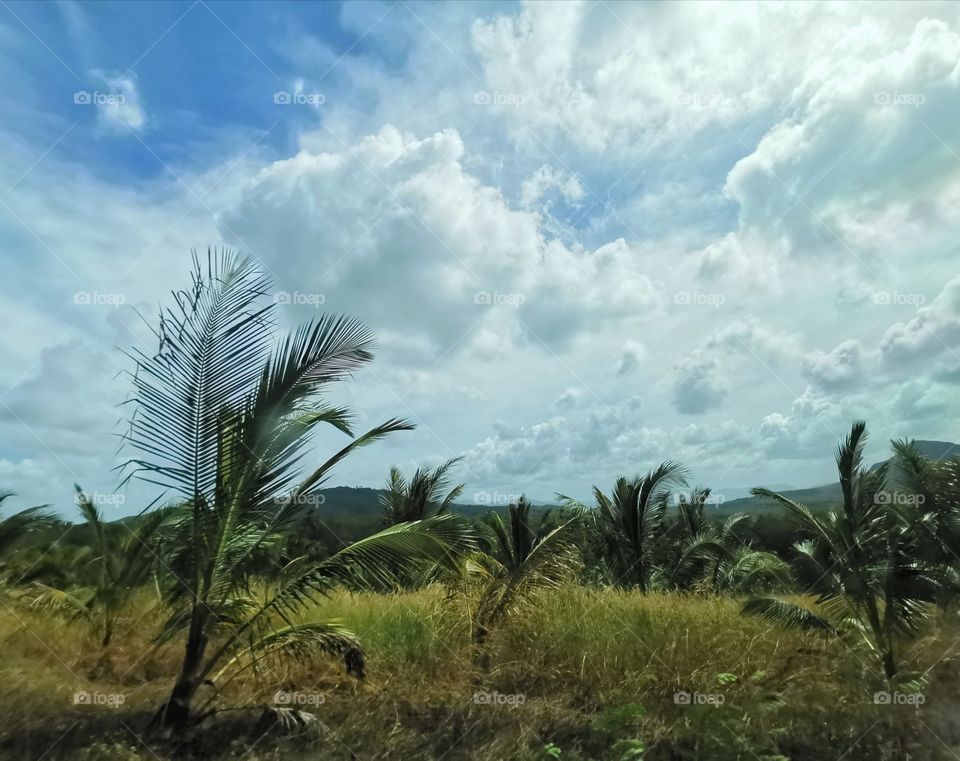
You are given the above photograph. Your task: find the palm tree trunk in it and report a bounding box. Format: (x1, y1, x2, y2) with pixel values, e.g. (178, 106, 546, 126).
(158, 611, 208, 728)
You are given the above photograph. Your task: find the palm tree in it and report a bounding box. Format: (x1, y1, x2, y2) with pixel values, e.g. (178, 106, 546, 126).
(120, 250, 475, 728)
(380, 457, 465, 524)
(887, 439, 960, 606)
(742, 421, 953, 680)
(471, 497, 580, 665)
(23, 485, 167, 648)
(0, 492, 54, 584)
(662, 488, 772, 592)
(564, 463, 689, 591)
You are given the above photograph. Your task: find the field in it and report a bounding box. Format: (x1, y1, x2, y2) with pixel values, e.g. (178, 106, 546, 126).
(3, 586, 959, 761)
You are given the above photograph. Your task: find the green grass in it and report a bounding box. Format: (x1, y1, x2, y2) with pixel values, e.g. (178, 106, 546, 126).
(1, 586, 959, 760)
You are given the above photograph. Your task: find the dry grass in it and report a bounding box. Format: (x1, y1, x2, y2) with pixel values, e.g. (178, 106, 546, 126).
(1, 586, 959, 760)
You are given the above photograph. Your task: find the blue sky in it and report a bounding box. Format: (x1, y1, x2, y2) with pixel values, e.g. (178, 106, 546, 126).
(2, 0, 960, 517)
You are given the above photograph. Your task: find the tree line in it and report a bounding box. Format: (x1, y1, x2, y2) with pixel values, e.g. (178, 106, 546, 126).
(1, 250, 956, 731)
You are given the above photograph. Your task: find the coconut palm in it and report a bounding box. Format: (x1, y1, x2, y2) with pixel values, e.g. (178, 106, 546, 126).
(471, 496, 580, 664)
(380, 457, 465, 524)
(565, 463, 689, 591)
(742, 421, 954, 679)
(120, 250, 475, 728)
(0, 492, 54, 584)
(660, 488, 776, 592)
(887, 439, 960, 604)
(22, 485, 168, 647)
(711, 546, 791, 594)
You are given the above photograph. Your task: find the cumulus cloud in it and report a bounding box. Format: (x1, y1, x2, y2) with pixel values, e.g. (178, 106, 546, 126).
(616, 340, 645, 377)
(4, 0, 960, 508)
(802, 339, 864, 391)
(92, 71, 146, 133)
(706, 319, 800, 364)
(221, 125, 663, 354)
(671, 351, 727, 414)
(519, 164, 584, 208)
(724, 17, 960, 268)
(879, 276, 960, 366)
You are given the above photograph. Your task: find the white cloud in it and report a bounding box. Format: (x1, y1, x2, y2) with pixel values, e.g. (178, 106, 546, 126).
(616, 340, 645, 377)
(221, 125, 664, 353)
(92, 71, 146, 133)
(671, 351, 727, 414)
(802, 339, 865, 390)
(519, 164, 584, 208)
(879, 276, 960, 366)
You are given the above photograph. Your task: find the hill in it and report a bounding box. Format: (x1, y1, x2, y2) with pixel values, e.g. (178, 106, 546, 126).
(719, 439, 959, 513)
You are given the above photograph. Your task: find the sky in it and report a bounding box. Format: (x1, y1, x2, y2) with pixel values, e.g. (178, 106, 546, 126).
(1, 0, 959, 517)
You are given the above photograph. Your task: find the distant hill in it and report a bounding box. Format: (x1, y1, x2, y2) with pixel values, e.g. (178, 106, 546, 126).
(719, 440, 959, 514)
(310, 486, 540, 521)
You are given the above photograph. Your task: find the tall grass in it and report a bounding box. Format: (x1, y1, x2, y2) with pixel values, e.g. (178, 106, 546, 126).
(1, 586, 958, 760)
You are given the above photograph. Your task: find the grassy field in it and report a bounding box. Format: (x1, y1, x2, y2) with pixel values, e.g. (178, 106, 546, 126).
(2, 586, 959, 761)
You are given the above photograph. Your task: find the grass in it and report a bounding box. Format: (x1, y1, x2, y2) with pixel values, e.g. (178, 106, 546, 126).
(1, 586, 959, 760)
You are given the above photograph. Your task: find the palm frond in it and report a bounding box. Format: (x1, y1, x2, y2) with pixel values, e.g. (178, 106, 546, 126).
(742, 597, 834, 632)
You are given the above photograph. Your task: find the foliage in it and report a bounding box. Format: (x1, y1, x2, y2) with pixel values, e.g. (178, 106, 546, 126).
(742, 421, 958, 679)
(380, 457, 465, 524)
(119, 249, 475, 727)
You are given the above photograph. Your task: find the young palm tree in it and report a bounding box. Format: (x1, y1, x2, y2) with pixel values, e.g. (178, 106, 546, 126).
(471, 497, 580, 664)
(663, 488, 768, 592)
(23, 486, 167, 647)
(887, 439, 960, 605)
(742, 421, 953, 679)
(121, 250, 475, 728)
(380, 457, 465, 524)
(0, 493, 53, 576)
(564, 463, 689, 591)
